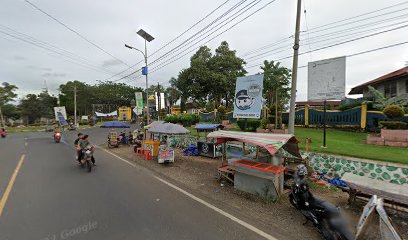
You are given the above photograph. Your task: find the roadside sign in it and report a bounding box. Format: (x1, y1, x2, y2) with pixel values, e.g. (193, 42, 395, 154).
(233, 74, 264, 119)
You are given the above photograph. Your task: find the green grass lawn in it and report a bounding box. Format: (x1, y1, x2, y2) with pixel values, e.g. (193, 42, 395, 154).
(294, 127, 408, 165)
(6, 126, 46, 133)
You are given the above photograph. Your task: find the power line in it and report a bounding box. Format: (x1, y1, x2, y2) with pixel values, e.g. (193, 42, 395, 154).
(103, 0, 234, 82)
(150, 0, 251, 65)
(24, 0, 130, 67)
(244, 11, 408, 63)
(242, 2, 408, 59)
(0, 24, 117, 74)
(146, 0, 278, 77)
(0, 29, 115, 75)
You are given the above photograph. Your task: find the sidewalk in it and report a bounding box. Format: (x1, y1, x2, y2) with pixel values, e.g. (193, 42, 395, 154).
(104, 144, 361, 240)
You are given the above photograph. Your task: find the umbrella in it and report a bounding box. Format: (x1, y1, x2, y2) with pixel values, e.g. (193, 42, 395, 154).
(148, 123, 190, 135)
(100, 121, 130, 128)
(144, 120, 165, 130)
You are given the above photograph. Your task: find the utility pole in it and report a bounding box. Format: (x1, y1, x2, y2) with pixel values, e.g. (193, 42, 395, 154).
(0, 106, 4, 128)
(288, 0, 302, 135)
(157, 82, 160, 120)
(171, 83, 174, 114)
(74, 85, 77, 127)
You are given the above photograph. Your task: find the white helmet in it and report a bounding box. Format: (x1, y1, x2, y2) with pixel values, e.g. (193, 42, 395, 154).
(296, 164, 307, 177)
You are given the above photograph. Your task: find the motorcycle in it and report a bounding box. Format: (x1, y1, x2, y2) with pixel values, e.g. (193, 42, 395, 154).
(289, 174, 352, 240)
(54, 132, 61, 143)
(80, 145, 93, 172)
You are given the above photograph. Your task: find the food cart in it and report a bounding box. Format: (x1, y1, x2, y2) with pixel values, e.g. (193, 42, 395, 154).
(144, 121, 165, 139)
(148, 123, 190, 164)
(194, 124, 223, 158)
(207, 130, 303, 200)
(100, 121, 130, 148)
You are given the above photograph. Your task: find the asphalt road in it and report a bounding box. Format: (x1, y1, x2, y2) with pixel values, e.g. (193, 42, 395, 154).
(0, 129, 277, 240)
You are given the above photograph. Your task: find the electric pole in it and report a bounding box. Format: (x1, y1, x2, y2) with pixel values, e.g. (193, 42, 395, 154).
(0, 106, 4, 128)
(288, 0, 302, 135)
(74, 85, 77, 127)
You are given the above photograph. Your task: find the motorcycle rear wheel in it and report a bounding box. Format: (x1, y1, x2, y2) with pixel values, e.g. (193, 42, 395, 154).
(86, 160, 92, 172)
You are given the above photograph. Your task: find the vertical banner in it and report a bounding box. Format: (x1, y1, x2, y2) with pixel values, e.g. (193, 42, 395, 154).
(54, 106, 68, 125)
(135, 92, 144, 115)
(233, 74, 264, 119)
(160, 93, 165, 109)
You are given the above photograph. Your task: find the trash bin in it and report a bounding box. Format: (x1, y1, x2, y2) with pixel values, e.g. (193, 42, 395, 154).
(144, 140, 160, 157)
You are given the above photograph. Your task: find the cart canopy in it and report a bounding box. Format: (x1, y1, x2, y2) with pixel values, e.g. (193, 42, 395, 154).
(207, 130, 301, 158)
(100, 121, 130, 128)
(144, 121, 165, 130)
(194, 124, 223, 131)
(148, 123, 190, 135)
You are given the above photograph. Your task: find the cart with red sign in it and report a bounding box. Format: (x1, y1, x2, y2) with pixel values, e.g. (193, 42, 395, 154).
(207, 130, 304, 199)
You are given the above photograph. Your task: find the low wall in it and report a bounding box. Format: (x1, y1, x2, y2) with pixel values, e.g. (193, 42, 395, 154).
(308, 153, 408, 186)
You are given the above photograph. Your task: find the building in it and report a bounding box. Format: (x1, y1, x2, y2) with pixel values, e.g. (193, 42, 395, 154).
(349, 66, 408, 98)
(295, 100, 341, 109)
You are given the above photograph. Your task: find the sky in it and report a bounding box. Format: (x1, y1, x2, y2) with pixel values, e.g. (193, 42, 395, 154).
(1, 0, 407, 102)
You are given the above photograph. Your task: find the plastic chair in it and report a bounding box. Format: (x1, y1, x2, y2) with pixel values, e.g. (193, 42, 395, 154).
(136, 148, 144, 156)
(144, 150, 152, 161)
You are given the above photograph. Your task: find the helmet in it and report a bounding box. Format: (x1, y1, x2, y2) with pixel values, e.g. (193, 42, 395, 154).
(296, 164, 307, 177)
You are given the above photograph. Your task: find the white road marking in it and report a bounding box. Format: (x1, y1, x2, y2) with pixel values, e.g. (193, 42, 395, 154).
(103, 148, 278, 240)
(97, 147, 136, 167)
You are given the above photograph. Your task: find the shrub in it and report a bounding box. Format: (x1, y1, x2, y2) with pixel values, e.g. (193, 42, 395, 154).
(379, 121, 407, 129)
(237, 119, 261, 131)
(338, 100, 363, 111)
(164, 114, 199, 126)
(383, 105, 404, 119)
(260, 118, 268, 129)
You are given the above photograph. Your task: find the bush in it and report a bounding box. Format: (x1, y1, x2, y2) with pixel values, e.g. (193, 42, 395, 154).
(383, 105, 404, 119)
(164, 114, 200, 127)
(379, 121, 407, 129)
(260, 118, 268, 129)
(237, 119, 261, 131)
(338, 100, 363, 111)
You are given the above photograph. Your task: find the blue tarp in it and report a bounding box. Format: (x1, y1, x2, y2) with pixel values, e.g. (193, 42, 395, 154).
(100, 121, 130, 128)
(195, 124, 223, 130)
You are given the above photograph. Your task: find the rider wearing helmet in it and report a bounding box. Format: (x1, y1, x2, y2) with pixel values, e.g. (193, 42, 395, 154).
(78, 134, 96, 166)
(294, 164, 312, 209)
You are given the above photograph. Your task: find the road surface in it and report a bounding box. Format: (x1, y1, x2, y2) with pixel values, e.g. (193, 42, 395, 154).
(0, 130, 279, 240)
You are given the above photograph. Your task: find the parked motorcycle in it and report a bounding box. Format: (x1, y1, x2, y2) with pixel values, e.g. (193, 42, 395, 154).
(54, 132, 61, 143)
(80, 145, 93, 172)
(289, 165, 352, 240)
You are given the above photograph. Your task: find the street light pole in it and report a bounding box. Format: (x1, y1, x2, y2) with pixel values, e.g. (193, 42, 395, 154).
(144, 38, 149, 124)
(288, 0, 302, 134)
(125, 29, 154, 125)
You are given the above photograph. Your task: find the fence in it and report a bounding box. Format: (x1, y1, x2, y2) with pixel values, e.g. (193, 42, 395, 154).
(282, 104, 408, 129)
(199, 109, 267, 123)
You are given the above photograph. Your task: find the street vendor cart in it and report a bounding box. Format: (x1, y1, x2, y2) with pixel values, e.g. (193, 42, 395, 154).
(194, 124, 223, 158)
(148, 123, 190, 164)
(100, 121, 130, 148)
(207, 130, 304, 200)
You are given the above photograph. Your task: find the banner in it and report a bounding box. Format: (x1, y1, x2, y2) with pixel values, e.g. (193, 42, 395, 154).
(233, 74, 264, 119)
(135, 92, 143, 115)
(308, 56, 346, 101)
(54, 106, 68, 125)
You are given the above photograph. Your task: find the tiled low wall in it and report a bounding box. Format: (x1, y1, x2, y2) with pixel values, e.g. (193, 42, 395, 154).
(308, 153, 408, 185)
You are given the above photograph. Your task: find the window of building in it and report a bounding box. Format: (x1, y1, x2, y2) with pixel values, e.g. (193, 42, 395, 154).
(384, 81, 397, 98)
(406, 79, 408, 93)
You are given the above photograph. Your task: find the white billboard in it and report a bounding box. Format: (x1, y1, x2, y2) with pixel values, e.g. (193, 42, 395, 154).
(54, 106, 67, 121)
(233, 74, 264, 119)
(308, 56, 346, 101)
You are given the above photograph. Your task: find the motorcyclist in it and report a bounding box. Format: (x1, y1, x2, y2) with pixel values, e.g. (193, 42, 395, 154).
(74, 133, 84, 164)
(293, 164, 313, 209)
(1, 128, 7, 138)
(78, 134, 96, 166)
(53, 126, 61, 140)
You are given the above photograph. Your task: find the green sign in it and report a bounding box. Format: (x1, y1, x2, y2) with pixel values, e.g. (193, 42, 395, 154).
(135, 92, 144, 115)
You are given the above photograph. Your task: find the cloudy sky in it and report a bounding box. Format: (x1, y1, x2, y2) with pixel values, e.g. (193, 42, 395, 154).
(1, 0, 407, 102)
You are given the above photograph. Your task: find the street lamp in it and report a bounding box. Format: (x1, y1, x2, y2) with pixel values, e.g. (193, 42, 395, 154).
(125, 29, 154, 125)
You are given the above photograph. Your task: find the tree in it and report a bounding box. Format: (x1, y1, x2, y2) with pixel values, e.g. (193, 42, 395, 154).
(209, 41, 247, 108)
(165, 77, 181, 107)
(0, 82, 18, 126)
(20, 94, 41, 124)
(38, 91, 58, 119)
(59, 81, 93, 116)
(368, 86, 408, 109)
(261, 60, 291, 128)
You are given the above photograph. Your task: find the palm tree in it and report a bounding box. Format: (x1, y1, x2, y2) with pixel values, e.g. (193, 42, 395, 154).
(368, 86, 408, 109)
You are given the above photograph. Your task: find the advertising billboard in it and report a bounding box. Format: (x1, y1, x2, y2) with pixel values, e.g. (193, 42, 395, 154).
(135, 92, 143, 115)
(54, 106, 68, 125)
(308, 56, 346, 101)
(233, 74, 264, 119)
